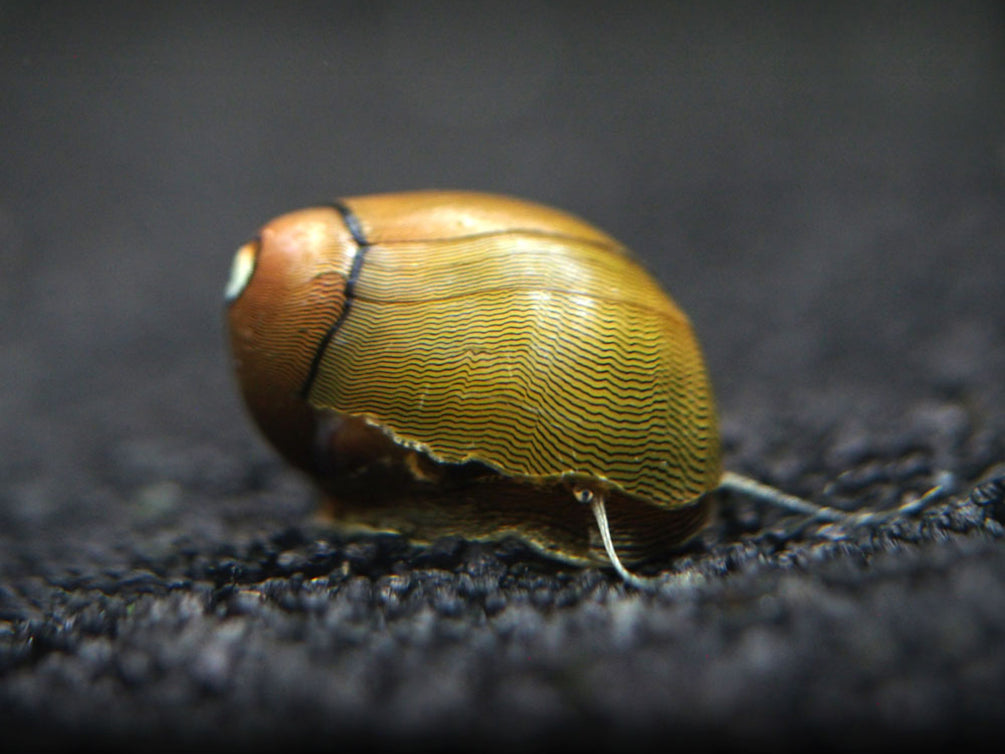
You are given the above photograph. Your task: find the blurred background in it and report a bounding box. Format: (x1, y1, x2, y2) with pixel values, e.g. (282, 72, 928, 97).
(2, 1, 1004, 552)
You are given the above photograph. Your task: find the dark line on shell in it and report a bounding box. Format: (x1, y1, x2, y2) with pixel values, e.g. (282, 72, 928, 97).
(300, 201, 370, 398)
(373, 227, 624, 253)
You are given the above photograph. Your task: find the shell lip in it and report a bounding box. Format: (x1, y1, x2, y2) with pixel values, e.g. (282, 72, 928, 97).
(341, 411, 701, 512)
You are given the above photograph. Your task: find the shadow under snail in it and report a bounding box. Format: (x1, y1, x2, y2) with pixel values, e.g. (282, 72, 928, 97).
(224, 190, 951, 587)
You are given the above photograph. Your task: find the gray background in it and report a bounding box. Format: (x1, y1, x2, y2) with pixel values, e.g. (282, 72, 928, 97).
(2, 2, 1004, 750)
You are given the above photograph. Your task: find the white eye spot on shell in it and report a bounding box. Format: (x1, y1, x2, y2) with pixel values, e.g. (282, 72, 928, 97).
(225, 242, 258, 302)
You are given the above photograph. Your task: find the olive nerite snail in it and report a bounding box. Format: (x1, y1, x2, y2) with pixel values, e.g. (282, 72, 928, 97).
(225, 191, 949, 586)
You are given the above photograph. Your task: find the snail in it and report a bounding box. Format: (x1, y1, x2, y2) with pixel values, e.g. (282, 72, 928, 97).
(225, 190, 951, 586)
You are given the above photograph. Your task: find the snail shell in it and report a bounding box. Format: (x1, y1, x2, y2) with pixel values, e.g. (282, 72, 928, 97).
(226, 191, 721, 566)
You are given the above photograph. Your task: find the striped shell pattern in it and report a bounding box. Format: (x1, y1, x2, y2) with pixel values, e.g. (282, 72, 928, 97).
(226, 191, 721, 566)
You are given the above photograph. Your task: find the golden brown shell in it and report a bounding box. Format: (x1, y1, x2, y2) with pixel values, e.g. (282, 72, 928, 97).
(226, 191, 721, 564)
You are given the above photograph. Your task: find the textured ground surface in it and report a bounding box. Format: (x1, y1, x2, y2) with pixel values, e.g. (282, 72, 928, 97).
(3, 3, 1005, 751)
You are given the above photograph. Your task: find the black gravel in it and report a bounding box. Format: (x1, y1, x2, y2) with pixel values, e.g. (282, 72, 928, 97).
(3, 3, 1005, 752)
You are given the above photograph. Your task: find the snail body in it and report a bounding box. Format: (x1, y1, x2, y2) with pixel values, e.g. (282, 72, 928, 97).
(226, 191, 721, 573)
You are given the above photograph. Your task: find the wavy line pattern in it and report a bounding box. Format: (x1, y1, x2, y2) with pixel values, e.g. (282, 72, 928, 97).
(307, 219, 720, 509)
